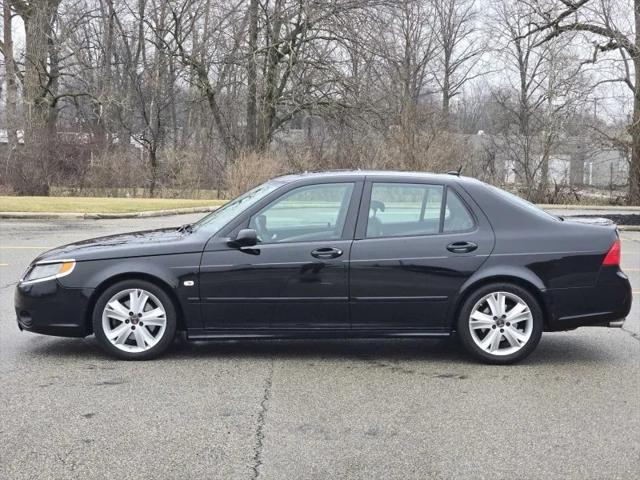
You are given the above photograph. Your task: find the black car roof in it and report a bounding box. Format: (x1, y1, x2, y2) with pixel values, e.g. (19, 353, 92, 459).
(273, 170, 478, 185)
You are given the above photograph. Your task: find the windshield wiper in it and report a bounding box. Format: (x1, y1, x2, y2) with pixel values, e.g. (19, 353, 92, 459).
(177, 223, 193, 233)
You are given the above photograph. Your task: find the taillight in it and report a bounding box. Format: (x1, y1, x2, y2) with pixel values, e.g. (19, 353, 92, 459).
(602, 239, 621, 267)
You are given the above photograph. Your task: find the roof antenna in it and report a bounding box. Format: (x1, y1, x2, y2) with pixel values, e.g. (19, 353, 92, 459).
(446, 165, 463, 176)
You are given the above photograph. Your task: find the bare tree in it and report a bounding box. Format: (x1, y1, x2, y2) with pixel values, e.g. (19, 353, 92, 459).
(371, 0, 440, 168)
(522, 0, 639, 204)
(10, 0, 61, 144)
(490, 0, 586, 201)
(433, 0, 485, 128)
(0, 0, 634, 202)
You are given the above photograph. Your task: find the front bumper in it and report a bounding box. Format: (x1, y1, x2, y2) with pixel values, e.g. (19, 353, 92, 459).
(14, 280, 93, 337)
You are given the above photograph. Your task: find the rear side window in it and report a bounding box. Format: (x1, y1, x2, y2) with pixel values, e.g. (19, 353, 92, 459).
(443, 190, 474, 232)
(366, 183, 444, 238)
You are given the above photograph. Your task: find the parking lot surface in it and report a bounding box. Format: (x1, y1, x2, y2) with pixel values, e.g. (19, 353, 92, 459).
(1, 215, 638, 480)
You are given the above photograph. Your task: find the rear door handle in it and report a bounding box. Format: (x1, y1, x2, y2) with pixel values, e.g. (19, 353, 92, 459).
(311, 247, 343, 259)
(447, 241, 477, 253)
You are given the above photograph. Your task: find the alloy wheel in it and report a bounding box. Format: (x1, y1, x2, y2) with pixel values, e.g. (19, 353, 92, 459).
(101, 288, 167, 353)
(468, 291, 533, 356)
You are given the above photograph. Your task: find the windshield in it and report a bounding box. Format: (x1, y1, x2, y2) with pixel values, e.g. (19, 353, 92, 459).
(194, 181, 285, 234)
(487, 185, 559, 221)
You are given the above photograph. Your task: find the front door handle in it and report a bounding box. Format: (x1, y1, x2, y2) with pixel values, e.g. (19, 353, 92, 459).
(447, 241, 477, 253)
(311, 247, 343, 259)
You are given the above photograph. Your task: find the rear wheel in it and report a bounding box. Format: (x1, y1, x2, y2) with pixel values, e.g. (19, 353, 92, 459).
(92, 280, 177, 360)
(456, 283, 543, 364)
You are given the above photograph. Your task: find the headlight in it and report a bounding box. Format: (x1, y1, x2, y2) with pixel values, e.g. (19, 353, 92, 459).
(21, 260, 76, 284)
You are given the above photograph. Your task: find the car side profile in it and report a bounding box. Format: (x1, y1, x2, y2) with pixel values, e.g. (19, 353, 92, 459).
(15, 171, 632, 363)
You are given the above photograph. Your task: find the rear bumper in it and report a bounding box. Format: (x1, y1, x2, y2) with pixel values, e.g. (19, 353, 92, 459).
(543, 270, 632, 331)
(14, 280, 93, 337)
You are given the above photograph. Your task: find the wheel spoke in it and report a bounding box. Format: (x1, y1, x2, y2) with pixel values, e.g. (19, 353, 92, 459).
(489, 330, 502, 351)
(107, 322, 128, 340)
(470, 311, 494, 329)
(139, 326, 157, 347)
(480, 329, 501, 352)
(508, 327, 528, 343)
(502, 327, 522, 348)
(497, 293, 506, 316)
(505, 302, 528, 322)
(486, 293, 503, 317)
(129, 290, 145, 313)
(113, 325, 132, 345)
(140, 307, 165, 324)
(105, 300, 129, 321)
(508, 311, 531, 324)
(133, 328, 147, 349)
(137, 292, 149, 314)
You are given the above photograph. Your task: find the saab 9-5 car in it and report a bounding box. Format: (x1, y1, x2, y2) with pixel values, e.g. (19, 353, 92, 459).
(15, 171, 632, 363)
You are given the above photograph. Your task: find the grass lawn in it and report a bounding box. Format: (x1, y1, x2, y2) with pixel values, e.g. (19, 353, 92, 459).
(0, 196, 227, 214)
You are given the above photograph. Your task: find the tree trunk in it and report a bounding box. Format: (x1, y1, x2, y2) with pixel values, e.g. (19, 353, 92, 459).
(441, 51, 451, 129)
(148, 147, 158, 197)
(630, 75, 640, 204)
(245, 0, 258, 149)
(3, 0, 18, 148)
(629, 7, 640, 204)
(570, 143, 585, 186)
(47, 15, 59, 136)
(257, 0, 284, 152)
(23, 0, 59, 145)
(258, 45, 280, 151)
(96, 0, 115, 148)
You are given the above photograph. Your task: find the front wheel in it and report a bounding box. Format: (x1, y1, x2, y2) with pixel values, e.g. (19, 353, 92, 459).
(92, 280, 177, 360)
(456, 283, 543, 364)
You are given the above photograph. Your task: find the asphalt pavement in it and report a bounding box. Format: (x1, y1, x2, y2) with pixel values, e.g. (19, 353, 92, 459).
(1, 214, 638, 480)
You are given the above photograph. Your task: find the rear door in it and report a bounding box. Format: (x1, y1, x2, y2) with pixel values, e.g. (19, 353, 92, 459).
(349, 178, 494, 330)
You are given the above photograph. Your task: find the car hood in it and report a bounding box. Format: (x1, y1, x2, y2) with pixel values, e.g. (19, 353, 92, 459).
(33, 227, 207, 263)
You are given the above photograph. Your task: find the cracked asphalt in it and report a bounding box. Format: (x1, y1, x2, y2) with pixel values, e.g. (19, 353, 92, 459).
(1, 215, 638, 480)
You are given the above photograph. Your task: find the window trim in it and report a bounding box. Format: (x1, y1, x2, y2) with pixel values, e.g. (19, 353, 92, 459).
(355, 181, 477, 240)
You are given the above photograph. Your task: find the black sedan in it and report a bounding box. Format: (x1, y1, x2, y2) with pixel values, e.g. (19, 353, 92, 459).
(15, 171, 632, 363)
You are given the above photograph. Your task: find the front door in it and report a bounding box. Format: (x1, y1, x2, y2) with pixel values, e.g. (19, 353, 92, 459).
(199, 181, 361, 330)
(349, 180, 495, 330)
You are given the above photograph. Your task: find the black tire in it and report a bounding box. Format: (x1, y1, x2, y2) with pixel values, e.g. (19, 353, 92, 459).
(92, 279, 177, 360)
(456, 282, 543, 365)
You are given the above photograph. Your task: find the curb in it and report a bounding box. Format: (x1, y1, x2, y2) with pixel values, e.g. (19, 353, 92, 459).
(1, 203, 639, 220)
(0, 206, 220, 220)
(540, 204, 640, 212)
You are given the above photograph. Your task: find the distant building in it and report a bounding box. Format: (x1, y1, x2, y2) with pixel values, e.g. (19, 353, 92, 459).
(0, 129, 24, 145)
(483, 134, 629, 188)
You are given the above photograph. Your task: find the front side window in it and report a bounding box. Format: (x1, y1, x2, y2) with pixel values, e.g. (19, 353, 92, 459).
(250, 183, 355, 243)
(366, 183, 444, 238)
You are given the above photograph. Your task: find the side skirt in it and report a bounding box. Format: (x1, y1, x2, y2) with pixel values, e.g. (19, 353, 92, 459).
(186, 328, 451, 341)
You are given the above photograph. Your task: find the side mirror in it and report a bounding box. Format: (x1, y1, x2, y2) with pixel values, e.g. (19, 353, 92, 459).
(231, 228, 258, 248)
